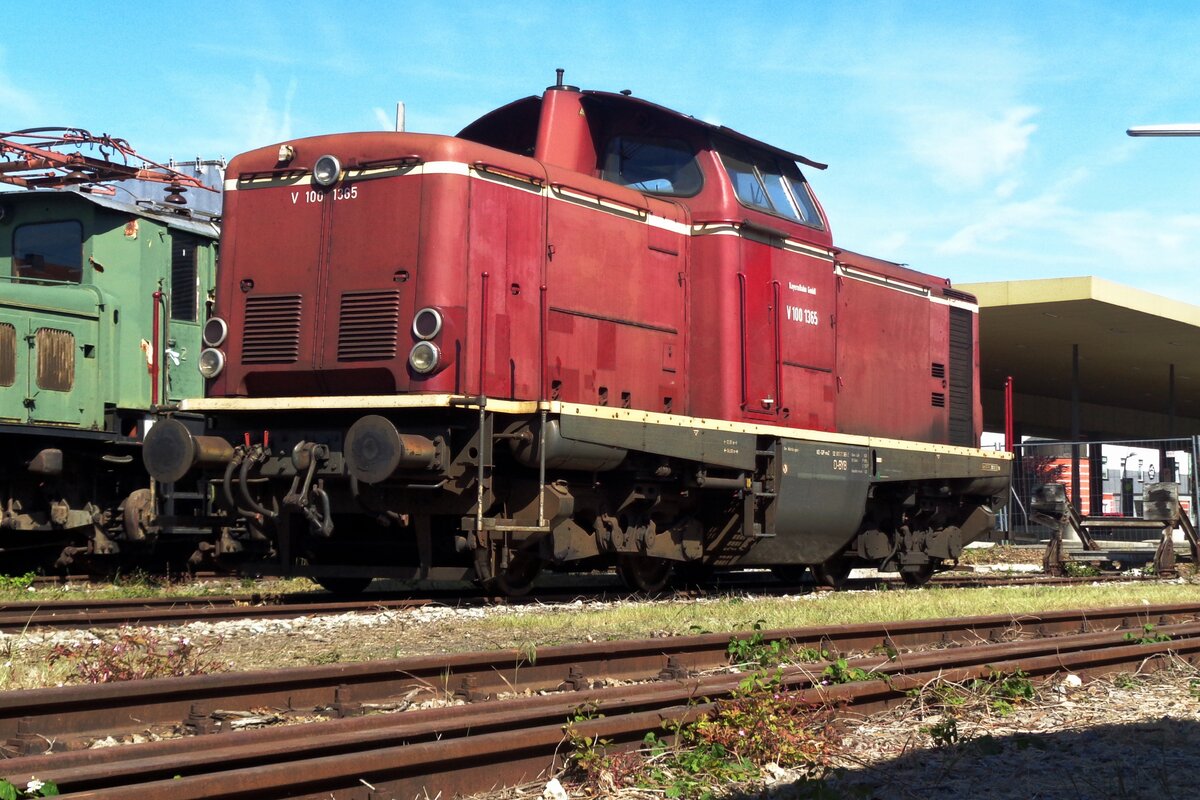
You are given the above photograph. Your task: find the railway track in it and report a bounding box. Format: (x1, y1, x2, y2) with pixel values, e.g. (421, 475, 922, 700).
(0, 570, 1165, 633)
(1, 602, 1198, 797)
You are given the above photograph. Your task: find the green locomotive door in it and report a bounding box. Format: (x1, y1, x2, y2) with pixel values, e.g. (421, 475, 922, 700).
(0, 318, 24, 424)
(18, 302, 100, 428)
(25, 319, 95, 426)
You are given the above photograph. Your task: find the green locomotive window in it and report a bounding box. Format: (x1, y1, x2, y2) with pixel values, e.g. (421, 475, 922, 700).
(171, 233, 201, 321)
(13, 221, 83, 283)
(602, 136, 702, 196)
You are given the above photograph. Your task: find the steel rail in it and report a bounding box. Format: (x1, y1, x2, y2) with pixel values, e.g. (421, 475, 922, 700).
(4, 621, 1199, 798)
(0, 602, 1197, 747)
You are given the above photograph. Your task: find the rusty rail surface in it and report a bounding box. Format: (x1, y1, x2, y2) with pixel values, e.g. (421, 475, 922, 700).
(3, 611, 1199, 798)
(1, 602, 1197, 748)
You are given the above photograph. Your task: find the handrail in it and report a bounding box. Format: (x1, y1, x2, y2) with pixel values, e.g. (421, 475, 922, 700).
(471, 161, 544, 187)
(547, 182, 648, 217)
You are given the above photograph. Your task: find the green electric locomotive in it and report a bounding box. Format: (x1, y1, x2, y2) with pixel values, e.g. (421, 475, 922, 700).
(0, 180, 219, 571)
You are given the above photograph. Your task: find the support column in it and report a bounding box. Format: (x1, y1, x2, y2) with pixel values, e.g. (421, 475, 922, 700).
(1071, 344, 1082, 511)
(1162, 363, 1177, 481)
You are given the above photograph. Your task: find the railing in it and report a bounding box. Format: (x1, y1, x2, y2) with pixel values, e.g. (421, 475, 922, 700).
(1001, 436, 1199, 542)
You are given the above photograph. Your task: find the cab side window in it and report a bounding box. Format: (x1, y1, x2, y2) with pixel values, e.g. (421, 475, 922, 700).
(602, 136, 702, 196)
(718, 144, 825, 229)
(13, 221, 83, 283)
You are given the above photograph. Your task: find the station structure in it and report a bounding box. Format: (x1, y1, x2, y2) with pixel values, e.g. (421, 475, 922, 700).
(962, 277, 1200, 542)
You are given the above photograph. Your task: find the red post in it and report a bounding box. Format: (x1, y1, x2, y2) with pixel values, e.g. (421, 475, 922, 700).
(1004, 375, 1014, 453)
(150, 289, 162, 405)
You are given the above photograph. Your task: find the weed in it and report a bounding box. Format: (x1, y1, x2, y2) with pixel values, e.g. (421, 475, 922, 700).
(47, 627, 226, 684)
(727, 621, 790, 669)
(795, 646, 830, 662)
(991, 669, 1036, 703)
(1063, 562, 1101, 578)
(924, 716, 959, 747)
(1189, 678, 1200, 700)
(566, 670, 837, 798)
(969, 668, 1035, 716)
(0, 777, 58, 798)
(0, 573, 37, 592)
(1124, 623, 1172, 645)
(921, 683, 969, 709)
(110, 569, 157, 590)
(822, 658, 872, 685)
(518, 641, 538, 665)
(1113, 673, 1139, 689)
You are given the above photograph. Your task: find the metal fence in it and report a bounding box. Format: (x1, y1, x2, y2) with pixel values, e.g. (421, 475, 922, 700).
(1001, 437, 1200, 543)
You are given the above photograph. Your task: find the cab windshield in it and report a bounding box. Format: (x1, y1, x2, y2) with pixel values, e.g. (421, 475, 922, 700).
(13, 220, 83, 282)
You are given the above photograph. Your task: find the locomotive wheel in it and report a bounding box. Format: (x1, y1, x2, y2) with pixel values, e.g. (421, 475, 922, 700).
(811, 555, 853, 589)
(771, 565, 809, 586)
(487, 551, 543, 597)
(314, 576, 373, 595)
(617, 555, 673, 594)
(900, 562, 937, 588)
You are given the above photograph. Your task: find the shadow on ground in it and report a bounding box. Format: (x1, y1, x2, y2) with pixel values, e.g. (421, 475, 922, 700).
(728, 716, 1200, 800)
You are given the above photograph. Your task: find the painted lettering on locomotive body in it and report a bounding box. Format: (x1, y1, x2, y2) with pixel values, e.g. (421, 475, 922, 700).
(292, 186, 359, 204)
(147, 77, 1011, 595)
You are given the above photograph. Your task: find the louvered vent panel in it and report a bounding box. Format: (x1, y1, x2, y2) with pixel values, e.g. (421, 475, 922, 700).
(931, 362, 946, 379)
(242, 294, 302, 364)
(171, 233, 202, 322)
(337, 290, 401, 361)
(931, 392, 946, 408)
(0, 323, 15, 387)
(36, 328, 75, 391)
(948, 307, 975, 446)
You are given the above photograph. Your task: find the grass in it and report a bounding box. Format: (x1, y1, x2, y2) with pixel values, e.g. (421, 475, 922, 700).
(0, 576, 318, 605)
(471, 581, 1200, 645)
(0, 571, 1196, 692)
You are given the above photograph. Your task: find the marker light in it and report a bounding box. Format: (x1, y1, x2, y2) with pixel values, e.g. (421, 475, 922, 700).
(198, 348, 226, 379)
(313, 154, 341, 187)
(412, 307, 443, 340)
(202, 317, 228, 347)
(408, 341, 441, 374)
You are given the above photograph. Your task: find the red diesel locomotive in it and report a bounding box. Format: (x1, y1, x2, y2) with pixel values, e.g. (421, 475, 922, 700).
(143, 75, 1012, 593)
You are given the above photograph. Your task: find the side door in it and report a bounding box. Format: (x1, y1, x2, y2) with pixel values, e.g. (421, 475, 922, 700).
(0, 315, 26, 423)
(740, 237, 779, 419)
(165, 230, 206, 403)
(26, 309, 99, 427)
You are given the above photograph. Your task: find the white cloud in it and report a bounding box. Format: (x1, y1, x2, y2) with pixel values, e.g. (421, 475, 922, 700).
(159, 74, 297, 159)
(0, 80, 40, 121)
(0, 47, 42, 123)
(373, 107, 393, 131)
(906, 106, 1038, 190)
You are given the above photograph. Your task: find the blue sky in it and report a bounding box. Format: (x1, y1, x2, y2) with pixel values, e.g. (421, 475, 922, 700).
(5, 1, 1200, 295)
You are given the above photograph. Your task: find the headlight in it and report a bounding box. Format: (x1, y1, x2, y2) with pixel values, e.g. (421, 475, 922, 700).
(202, 317, 228, 347)
(408, 341, 441, 374)
(313, 154, 341, 187)
(412, 307, 443, 340)
(198, 348, 226, 379)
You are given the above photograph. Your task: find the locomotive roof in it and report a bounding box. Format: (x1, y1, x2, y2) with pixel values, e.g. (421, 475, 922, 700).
(3, 188, 219, 239)
(458, 89, 827, 171)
